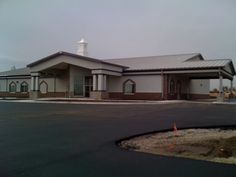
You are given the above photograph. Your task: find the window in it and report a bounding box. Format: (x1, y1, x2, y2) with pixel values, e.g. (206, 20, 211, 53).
(39, 81, 48, 94)
(123, 79, 135, 94)
(20, 82, 28, 93)
(9, 82, 16, 93)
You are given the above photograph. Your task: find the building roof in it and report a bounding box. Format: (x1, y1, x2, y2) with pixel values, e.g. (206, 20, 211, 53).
(1, 52, 235, 77)
(104, 53, 234, 72)
(103, 53, 200, 70)
(177, 59, 232, 69)
(27, 51, 127, 69)
(0, 67, 30, 77)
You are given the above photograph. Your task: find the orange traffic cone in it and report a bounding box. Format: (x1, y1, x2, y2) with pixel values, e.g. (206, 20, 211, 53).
(173, 122, 177, 132)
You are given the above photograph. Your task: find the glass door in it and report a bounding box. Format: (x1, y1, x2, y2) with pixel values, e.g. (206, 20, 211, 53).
(84, 76, 93, 97)
(74, 76, 84, 96)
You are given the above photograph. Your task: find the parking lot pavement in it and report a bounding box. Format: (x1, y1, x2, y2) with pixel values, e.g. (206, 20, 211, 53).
(0, 102, 236, 177)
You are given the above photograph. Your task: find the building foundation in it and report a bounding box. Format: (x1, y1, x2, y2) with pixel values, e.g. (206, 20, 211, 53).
(29, 91, 40, 100)
(90, 91, 109, 100)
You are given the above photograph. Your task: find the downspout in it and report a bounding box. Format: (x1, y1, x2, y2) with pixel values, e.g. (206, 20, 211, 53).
(161, 70, 164, 99)
(67, 65, 70, 98)
(6, 77, 8, 92)
(54, 74, 56, 93)
(218, 68, 224, 102)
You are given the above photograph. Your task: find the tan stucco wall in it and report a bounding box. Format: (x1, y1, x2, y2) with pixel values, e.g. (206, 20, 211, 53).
(190, 79, 210, 94)
(0, 79, 7, 92)
(0, 72, 210, 98)
(108, 75, 162, 92)
(55, 77, 67, 92)
(39, 78, 54, 92)
(0, 78, 30, 92)
(0, 76, 68, 94)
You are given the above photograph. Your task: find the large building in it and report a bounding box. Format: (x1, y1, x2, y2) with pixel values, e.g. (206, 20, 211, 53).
(0, 39, 235, 101)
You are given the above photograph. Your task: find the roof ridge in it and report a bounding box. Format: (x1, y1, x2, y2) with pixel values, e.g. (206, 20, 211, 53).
(205, 59, 232, 61)
(104, 53, 200, 60)
(27, 51, 128, 68)
(184, 58, 232, 62)
(0, 67, 29, 73)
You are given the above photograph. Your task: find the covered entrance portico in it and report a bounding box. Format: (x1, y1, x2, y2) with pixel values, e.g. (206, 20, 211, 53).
(27, 51, 126, 100)
(162, 64, 235, 101)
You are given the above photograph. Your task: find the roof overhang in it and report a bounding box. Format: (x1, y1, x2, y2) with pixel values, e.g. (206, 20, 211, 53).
(27, 51, 127, 74)
(124, 67, 235, 80)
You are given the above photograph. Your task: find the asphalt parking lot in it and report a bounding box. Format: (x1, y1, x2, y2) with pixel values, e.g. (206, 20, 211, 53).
(0, 101, 236, 177)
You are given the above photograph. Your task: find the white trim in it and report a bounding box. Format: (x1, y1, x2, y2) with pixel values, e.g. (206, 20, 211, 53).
(123, 69, 221, 75)
(221, 70, 234, 80)
(92, 69, 122, 76)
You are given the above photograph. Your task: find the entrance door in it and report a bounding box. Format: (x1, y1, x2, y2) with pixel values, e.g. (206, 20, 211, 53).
(74, 76, 84, 96)
(176, 81, 181, 100)
(74, 76, 93, 97)
(84, 76, 93, 97)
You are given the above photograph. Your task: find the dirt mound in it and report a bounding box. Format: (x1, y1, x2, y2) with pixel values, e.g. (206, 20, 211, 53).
(120, 128, 236, 165)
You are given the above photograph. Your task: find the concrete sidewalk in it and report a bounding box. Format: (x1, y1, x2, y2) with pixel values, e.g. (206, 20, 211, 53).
(1, 97, 236, 106)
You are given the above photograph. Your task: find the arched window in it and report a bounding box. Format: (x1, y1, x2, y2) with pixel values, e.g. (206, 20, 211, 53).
(20, 81, 28, 93)
(123, 79, 136, 94)
(39, 81, 48, 94)
(9, 82, 16, 93)
(169, 79, 175, 94)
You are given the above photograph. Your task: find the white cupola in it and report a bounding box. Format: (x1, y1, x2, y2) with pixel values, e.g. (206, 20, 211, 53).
(77, 38, 88, 56)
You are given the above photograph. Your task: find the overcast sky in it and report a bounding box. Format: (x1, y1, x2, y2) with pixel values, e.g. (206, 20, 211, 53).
(0, 0, 236, 88)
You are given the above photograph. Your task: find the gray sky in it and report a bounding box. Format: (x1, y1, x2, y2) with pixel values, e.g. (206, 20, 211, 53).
(0, 0, 236, 88)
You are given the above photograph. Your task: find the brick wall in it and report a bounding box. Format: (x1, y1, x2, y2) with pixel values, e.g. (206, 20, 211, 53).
(190, 94, 210, 100)
(0, 92, 29, 98)
(39, 92, 67, 98)
(109, 92, 162, 100)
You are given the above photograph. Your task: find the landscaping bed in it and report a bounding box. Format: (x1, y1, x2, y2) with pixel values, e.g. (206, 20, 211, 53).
(119, 128, 236, 165)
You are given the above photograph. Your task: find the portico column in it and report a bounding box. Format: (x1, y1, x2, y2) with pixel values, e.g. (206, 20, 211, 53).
(218, 74, 224, 102)
(93, 74, 97, 91)
(230, 80, 233, 94)
(103, 75, 107, 91)
(31, 76, 35, 91)
(161, 71, 164, 99)
(30, 72, 40, 100)
(35, 76, 39, 91)
(98, 74, 103, 91)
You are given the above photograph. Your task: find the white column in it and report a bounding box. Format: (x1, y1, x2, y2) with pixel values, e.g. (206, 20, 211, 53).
(98, 74, 103, 91)
(31, 77, 35, 91)
(218, 74, 224, 101)
(35, 76, 39, 91)
(161, 72, 164, 99)
(219, 75, 223, 93)
(103, 75, 107, 91)
(230, 80, 233, 93)
(93, 74, 97, 91)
